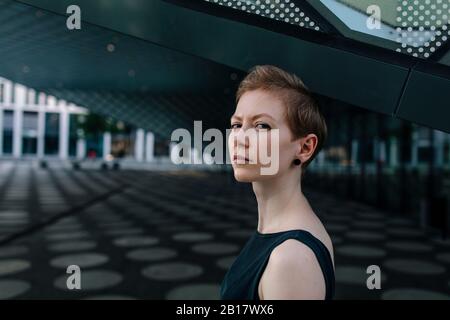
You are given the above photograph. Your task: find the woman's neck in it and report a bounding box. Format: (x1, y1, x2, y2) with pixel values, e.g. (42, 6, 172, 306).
(252, 170, 311, 234)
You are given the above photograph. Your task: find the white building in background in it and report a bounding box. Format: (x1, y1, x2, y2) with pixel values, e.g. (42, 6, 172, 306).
(0, 77, 154, 162)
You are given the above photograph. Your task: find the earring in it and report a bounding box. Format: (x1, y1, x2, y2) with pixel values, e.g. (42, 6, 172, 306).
(293, 159, 301, 166)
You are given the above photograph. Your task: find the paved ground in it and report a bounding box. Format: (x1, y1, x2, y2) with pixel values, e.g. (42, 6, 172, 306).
(0, 160, 449, 300)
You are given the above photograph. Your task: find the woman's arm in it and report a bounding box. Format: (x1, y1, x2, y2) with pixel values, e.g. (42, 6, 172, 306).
(259, 239, 326, 300)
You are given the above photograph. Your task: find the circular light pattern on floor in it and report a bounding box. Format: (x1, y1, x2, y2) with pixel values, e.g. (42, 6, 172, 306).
(0, 227, 24, 234)
(357, 212, 384, 220)
(54, 270, 122, 290)
(383, 259, 446, 275)
(50, 253, 109, 268)
(335, 265, 387, 286)
(146, 218, 179, 225)
(0, 280, 31, 299)
(44, 225, 84, 232)
(436, 253, 450, 264)
(352, 221, 384, 229)
(0, 219, 29, 226)
(0, 259, 31, 276)
(104, 228, 144, 236)
(207, 222, 238, 229)
(98, 221, 133, 228)
(191, 243, 239, 255)
(431, 237, 450, 247)
(330, 235, 344, 244)
(126, 248, 178, 261)
(0, 211, 28, 218)
(386, 227, 425, 237)
(387, 218, 413, 226)
(57, 217, 80, 224)
(324, 224, 348, 233)
(166, 284, 221, 300)
(142, 262, 203, 281)
(0, 245, 29, 258)
(48, 240, 97, 253)
(189, 216, 218, 223)
(158, 225, 194, 232)
(46, 231, 90, 241)
(346, 231, 386, 241)
(113, 236, 159, 247)
(382, 288, 450, 300)
(337, 245, 387, 258)
(386, 241, 433, 253)
(216, 256, 237, 270)
(172, 232, 214, 242)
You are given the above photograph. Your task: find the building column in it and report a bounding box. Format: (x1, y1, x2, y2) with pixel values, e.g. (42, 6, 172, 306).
(13, 84, 25, 158)
(76, 138, 86, 160)
(3, 80, 12, 105)
(318, 149, 325, 167)
(389, 136, 398, 167)
(38, 92, 46, 106)
(103, 132, 111, 161)
(58, 101, 69, 160)
(145, 131, 154, 162)
(351, 139, 358, 166)
(447, 135, 450, 166)
(434, 130, 445, 167)
(379, 141, 386, 164)
(373, 138, 379, 163)
(134, 128, 144, 162)
(27, 89, 36, 106)
(37, 110, 45, 159)
(0, 105, 3, 157)
(411, 128, 419, 167)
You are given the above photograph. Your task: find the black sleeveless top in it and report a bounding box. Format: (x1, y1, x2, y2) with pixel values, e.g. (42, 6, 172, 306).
(220, 229, 335, 300)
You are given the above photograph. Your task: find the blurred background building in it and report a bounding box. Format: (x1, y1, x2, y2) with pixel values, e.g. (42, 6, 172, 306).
(0, 77, 160, 164)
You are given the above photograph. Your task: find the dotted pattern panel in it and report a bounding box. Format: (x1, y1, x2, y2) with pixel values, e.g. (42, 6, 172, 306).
(394, 0, 450, 58)
(204, 0, 322, 31)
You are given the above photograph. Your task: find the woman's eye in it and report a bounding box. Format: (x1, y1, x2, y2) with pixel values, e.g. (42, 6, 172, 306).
(255, 123, 271, 130)
(230, 123, 241, 129)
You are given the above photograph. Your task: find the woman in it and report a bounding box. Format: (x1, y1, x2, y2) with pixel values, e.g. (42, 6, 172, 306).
(220, 65, 335, 300)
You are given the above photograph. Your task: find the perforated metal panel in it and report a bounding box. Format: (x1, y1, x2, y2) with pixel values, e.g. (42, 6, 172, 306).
(204, 0, 322, 31)
(393, 0, 449, 59)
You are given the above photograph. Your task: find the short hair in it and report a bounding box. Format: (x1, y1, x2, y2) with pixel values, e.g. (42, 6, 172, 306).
(236, 65, 327, 171)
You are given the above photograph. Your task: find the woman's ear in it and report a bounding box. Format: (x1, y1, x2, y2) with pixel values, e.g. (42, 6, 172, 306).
(297, 134, 318, 164)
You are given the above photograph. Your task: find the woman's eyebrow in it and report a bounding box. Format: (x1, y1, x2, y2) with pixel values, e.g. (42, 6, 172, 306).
(230, 114, 241, 121)
(251, 113, 275, 121)
(230, 113, 275, 121)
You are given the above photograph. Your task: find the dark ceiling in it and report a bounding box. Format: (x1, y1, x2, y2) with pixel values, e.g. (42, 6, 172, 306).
(2, 0, 449, 136)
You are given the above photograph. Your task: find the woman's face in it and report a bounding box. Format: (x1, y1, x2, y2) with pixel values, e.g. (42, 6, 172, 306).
(228, 89, 299, 182)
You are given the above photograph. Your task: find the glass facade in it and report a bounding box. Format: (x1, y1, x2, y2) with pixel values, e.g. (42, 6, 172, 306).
(44, 112, 59, 155)
(2, 110, 13, 154)
(306, 102, 450, 233)
(22, 111, 38, 155)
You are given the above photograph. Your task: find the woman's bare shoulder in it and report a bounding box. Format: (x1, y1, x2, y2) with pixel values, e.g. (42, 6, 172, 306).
(259, 238, 327, 299)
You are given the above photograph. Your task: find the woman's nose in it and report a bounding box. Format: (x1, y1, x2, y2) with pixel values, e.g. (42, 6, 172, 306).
(235, 127, 250, 149)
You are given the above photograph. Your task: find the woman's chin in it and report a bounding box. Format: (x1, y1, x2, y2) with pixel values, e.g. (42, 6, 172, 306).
(233, 167, 260, 182)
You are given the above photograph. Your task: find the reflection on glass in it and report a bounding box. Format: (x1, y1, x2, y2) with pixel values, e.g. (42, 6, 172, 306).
(320, 0, 449, 59)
